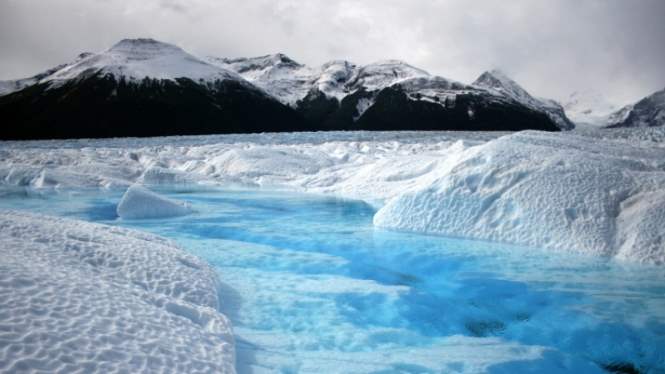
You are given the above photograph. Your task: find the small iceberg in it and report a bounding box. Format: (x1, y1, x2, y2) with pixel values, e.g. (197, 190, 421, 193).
(117, 184, 193, 219)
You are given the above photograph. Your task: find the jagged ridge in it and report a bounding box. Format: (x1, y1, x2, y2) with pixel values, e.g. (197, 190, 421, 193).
(0, 39, 568, 139)
(607, 88, 665, 128)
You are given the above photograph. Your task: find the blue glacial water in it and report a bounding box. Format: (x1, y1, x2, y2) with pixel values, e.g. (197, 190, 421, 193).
(1, 187, 664, 373)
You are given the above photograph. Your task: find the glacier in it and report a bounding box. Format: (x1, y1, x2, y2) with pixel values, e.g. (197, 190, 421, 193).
(1, 128, 664, 264)
(374, 130, 665, 264)
(5, 190, 641, 373)
(2, 128, 665, 372)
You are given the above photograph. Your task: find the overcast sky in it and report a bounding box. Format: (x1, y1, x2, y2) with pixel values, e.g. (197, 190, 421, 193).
(1, 0, 663, 105)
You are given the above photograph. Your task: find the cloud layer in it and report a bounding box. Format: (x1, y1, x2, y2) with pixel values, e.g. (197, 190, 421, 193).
(1, 0, 663, 104)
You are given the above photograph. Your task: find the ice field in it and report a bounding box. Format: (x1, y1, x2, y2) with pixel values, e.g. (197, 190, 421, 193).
(1, 129, 665, 372)
(1, 187, 664, 373)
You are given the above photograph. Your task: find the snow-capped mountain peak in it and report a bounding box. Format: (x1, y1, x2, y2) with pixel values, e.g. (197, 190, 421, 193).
(473, 69, 574, 130)
(269, 53, 301, 66)
(1, 38, 572, 136)
(35, 38, 244, 88)
(204, 53, 314, 105)
(311, 60, 357, 101)
(347, 60, 429, 91)
(107, 38, 184, 57)
(608, 87, 665, 128)
(210, 53, 303, 73)
(473, 69, 538, 107)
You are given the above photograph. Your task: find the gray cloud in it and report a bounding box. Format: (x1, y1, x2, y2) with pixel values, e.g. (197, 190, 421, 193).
(1, 0, 663, 104)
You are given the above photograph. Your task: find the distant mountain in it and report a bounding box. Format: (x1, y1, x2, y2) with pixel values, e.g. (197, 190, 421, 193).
(0, 39, 307, 140)
(210, 56, 564, 132)
(607, 88, 665, 128)
(205, 53, 314, 106)
(0, 38, 565, 140)
(472, 70, 574, 130)
(562, 90, 619, 126)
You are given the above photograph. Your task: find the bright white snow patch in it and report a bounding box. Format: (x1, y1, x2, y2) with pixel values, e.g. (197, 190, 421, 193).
(0, 210, 234, 373)
(117, 184, 193, 219)
(353, 97, 374, 121)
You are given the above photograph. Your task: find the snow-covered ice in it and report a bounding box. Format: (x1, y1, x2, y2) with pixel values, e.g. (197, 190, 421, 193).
(6, 189, 654, 373)
(116, 184, 193, 219)
(2, 126, 665, 371)
(374, 130, 665, 265)
(1, 129, 664, 264)
(0, 210, 234, 373)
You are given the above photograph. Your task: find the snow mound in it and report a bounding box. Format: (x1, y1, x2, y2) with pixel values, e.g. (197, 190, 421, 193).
(375, 131, 665, 264)
(117, 184, 193, 219)
(0, 210, 234, 373)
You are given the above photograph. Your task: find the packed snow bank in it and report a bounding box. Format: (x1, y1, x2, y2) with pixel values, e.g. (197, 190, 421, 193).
(0, 210, 234, 373)
(117, 184, 193, 219)
(375, 131, 665, 264)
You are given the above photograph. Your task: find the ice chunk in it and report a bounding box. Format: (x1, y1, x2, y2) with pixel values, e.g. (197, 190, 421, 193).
(0, 210, 234, 373)
(117, 184, 193, 219)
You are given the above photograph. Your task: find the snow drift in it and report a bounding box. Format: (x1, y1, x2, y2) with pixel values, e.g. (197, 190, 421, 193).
(0, 210, 234, 373)
(374, 131, 665, 265)
(117, 184, 193, 219)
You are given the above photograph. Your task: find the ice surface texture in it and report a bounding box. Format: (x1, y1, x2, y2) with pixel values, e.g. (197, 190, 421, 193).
(375, 131, 665, 265)
(117, 184, 193, 219)
(1, 129, 665, 264)
(0, 210, 234, 373)
(2, 189, 664, 372)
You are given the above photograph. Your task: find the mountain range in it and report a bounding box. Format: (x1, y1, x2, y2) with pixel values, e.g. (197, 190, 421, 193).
(606, 88, 665, 128)
(0, 38, 660, 139)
